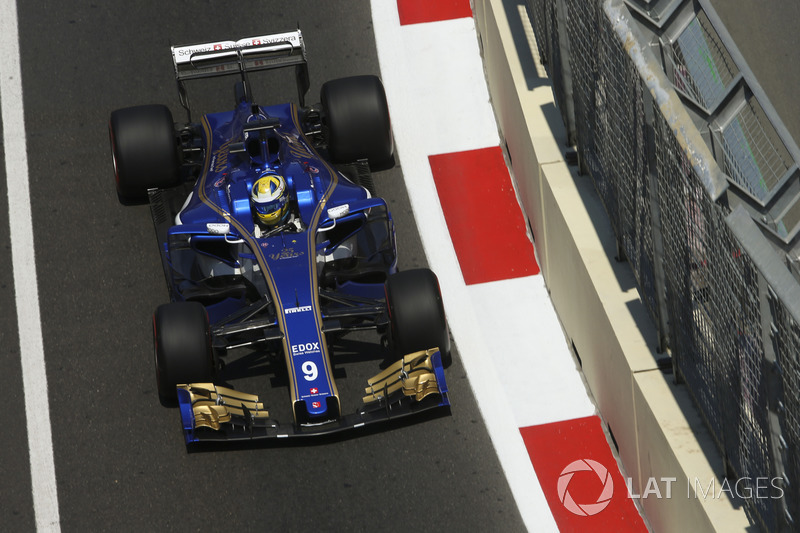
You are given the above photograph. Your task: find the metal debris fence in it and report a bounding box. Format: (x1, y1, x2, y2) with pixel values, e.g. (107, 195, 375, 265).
(526, 0, 800, 530)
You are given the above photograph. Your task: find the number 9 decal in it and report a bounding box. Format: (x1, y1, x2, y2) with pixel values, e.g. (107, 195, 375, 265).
(302, 361, 318, 381)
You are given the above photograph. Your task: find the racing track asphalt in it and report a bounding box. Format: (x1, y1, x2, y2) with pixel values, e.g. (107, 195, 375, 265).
(5, 1, 794, 532)
(0, 108, 36, 530)
(4, 1, 525, 531)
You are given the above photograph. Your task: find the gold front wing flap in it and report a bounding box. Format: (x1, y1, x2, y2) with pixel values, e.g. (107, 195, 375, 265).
(178, 383, 270, 431)
(363, 348, 441, 404)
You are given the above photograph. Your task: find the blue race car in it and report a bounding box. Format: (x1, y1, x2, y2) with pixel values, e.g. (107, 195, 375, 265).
(109, 30, 450, 443)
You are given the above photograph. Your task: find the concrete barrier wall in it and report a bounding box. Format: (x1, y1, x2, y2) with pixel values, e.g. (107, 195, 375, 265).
(473, 0, 751, 530)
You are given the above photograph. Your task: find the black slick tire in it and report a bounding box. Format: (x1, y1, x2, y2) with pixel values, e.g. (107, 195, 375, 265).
(321, 75, 394, 169)
(109, 104, 180, 204)
(385, 268, 451, 365)
(153, 301, 215, 404)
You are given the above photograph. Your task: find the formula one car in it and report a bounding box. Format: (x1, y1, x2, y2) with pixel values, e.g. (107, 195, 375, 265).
(109, 30, 450, 443)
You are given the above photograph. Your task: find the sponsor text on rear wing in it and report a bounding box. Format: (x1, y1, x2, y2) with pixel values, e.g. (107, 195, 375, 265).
(170, 30, 310, 115)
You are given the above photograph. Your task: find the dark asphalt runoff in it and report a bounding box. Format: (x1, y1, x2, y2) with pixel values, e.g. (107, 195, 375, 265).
(2, 1, 526, 532)
(709, 0, 800, 145)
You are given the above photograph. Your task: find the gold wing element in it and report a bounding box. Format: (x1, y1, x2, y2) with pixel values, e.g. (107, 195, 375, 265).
(177, 383, 270, 431)
(363, 348, 441, 404)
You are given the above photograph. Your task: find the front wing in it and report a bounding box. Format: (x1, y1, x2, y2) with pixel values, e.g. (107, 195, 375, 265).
(176, 349, 449, 444)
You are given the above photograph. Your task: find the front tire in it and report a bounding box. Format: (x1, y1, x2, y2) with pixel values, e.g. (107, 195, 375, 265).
(109, 104, 180, 204)
(153, 302, 215, 403)
(385, 268, 451, 364)
(321, 75, 394, 169)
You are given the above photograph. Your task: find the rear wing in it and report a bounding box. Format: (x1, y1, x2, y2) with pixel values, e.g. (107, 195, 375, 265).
(171, 30, 310, 117)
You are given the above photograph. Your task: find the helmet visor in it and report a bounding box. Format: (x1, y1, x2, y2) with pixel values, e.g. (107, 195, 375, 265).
(253, 195, 288, 216)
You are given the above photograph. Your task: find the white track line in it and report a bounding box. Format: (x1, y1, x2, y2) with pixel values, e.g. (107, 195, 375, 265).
(0, 0, 61, 530)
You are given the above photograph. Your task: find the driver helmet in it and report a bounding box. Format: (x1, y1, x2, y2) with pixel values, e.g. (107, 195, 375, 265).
(251, 172, 289, 226)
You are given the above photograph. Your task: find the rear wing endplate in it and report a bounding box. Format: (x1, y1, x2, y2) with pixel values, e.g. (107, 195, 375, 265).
(171, 30, 310, 116)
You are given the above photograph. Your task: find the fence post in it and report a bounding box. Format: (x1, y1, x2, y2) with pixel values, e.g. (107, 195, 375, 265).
(554, 0, 577, 147)
(642, 83, 670, 355)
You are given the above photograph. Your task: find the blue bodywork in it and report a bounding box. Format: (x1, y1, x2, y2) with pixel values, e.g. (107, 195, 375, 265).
(173, 101, 378, 420)
(148, 97, 448, 441)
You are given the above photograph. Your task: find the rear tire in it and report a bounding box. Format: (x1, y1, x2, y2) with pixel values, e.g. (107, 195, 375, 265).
(385, 268, 451, 365)
(109, 104, 180, 204)
(321, 75, 394, 169)
(153, 302, 215, 404)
